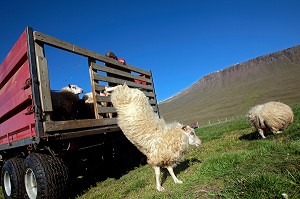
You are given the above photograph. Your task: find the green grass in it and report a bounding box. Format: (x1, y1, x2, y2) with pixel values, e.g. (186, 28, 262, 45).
(0, 105, 299, 199)
(77, 104, 300, 199)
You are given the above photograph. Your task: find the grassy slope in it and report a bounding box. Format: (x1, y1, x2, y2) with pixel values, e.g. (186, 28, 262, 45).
(77, 104, 300, 199)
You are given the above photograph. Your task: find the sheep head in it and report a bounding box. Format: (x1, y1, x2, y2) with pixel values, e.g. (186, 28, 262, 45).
(66, 84, 84, 95)
(182, 125, 202, 147)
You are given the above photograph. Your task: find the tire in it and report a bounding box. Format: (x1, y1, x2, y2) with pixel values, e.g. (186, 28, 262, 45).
(1, 157, 25, 199)
(24, 153, 69, 199)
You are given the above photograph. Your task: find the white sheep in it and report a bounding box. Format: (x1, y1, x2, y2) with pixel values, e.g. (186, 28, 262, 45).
(82, 89, 113, 118)
(247, 101, 294, 138)
(82, 92, 94, 104)
(108, 83, 202, 191)
(50, 84, 83, 120)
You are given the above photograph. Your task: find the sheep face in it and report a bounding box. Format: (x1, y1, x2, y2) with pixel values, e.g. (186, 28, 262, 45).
(67, 84, 84, 94)
(182, 125, 202, 147)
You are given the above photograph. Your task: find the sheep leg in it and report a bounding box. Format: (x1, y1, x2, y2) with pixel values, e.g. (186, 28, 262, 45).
(153, 166, 165, 191)
(258, 129, 266, 139)
(166, 166, 183, 184)
(273, 130, 282, 134)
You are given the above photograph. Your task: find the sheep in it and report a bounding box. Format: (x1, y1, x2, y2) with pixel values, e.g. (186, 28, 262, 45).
(50, 84, 83, 121)
(108, 83, 202, 191)
(82, 89, 113, 118)
(82, 92, 94, 104)
(247, 101, 294, 138)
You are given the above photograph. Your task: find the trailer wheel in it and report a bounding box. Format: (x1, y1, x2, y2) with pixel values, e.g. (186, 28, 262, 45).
(24, 153, 69, 199)
(1, 157, 25, 199)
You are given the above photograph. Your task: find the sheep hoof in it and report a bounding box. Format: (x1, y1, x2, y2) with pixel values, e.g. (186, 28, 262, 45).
(258, 129, 266, 139)
(157, 186, 165, 192)
(175, 180, 183, 184)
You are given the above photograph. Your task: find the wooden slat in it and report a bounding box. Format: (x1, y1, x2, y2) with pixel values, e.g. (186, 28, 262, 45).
(148, 99, 156, 105)
(94, 94, 156, 107)
(95, 84, 106, 91)
(91, 62, 152, 83)
(94, 82, 155, 94)
(95, 95, 111, 103)
(93, 72, 153, 90)
(34, 31, 102, 60)
(97, 106, 116, 114)
(94, 83, 156, 99)
(148, 70, 160, 117)
(35, 42, 52, 113)
(144, 92, 156, 98)
(44, 118, 117, 132)
(88, 58, 100, 119)
(33, 31, 151, 75)
(51, 125, 121, 140)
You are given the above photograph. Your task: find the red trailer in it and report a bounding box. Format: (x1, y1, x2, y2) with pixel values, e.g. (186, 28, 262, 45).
(0, 27, 159, 199)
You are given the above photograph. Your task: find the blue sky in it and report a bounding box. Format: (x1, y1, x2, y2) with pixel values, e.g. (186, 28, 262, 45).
(1, 0, 300, 102)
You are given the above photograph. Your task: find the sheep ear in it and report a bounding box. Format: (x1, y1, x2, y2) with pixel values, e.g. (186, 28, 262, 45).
(68, 84, 71, 88)
(182, 125, 188, 131)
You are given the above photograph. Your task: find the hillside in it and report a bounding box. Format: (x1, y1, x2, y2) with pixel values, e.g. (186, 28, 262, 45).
(158, 45, 300, 125)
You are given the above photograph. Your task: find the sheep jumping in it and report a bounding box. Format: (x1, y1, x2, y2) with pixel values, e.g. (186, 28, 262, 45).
(50, 84, 83, 121)
(108, 83, 202, 191)
(247, 101, 294, 139)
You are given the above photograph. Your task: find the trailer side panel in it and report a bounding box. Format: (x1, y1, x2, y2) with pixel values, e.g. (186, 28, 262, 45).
(0, 29, 36, 150)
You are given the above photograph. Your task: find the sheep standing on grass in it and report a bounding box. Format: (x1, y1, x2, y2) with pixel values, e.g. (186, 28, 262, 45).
(247, 101, 294, 139)
(50, 84, 83, 121)
(108, 83, 202, 191)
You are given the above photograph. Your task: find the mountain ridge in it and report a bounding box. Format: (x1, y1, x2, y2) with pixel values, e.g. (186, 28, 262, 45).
(158, 45, 300, 125)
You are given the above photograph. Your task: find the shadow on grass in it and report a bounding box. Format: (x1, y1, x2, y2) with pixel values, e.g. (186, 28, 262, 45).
(161, 158, 202, 185)
(64, 138, 147, 199)
(239, 130, 278, 140)
(239, 130, 261, 140)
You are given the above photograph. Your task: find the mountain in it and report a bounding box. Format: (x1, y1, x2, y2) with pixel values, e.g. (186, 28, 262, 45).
(158, 45, 300, 125)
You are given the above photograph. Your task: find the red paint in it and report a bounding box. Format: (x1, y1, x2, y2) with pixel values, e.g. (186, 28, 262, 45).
(0, 30, 27, 88)
(0, 108, 35, 145)
(0, 60, 32, 118)
(0, 28, 36, 147)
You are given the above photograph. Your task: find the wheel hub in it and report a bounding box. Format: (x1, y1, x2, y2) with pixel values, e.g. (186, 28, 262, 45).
(24, 168, 37, 199)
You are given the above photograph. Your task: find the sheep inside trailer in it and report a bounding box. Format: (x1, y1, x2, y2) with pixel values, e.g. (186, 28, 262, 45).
(0, 26, 159, 199)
